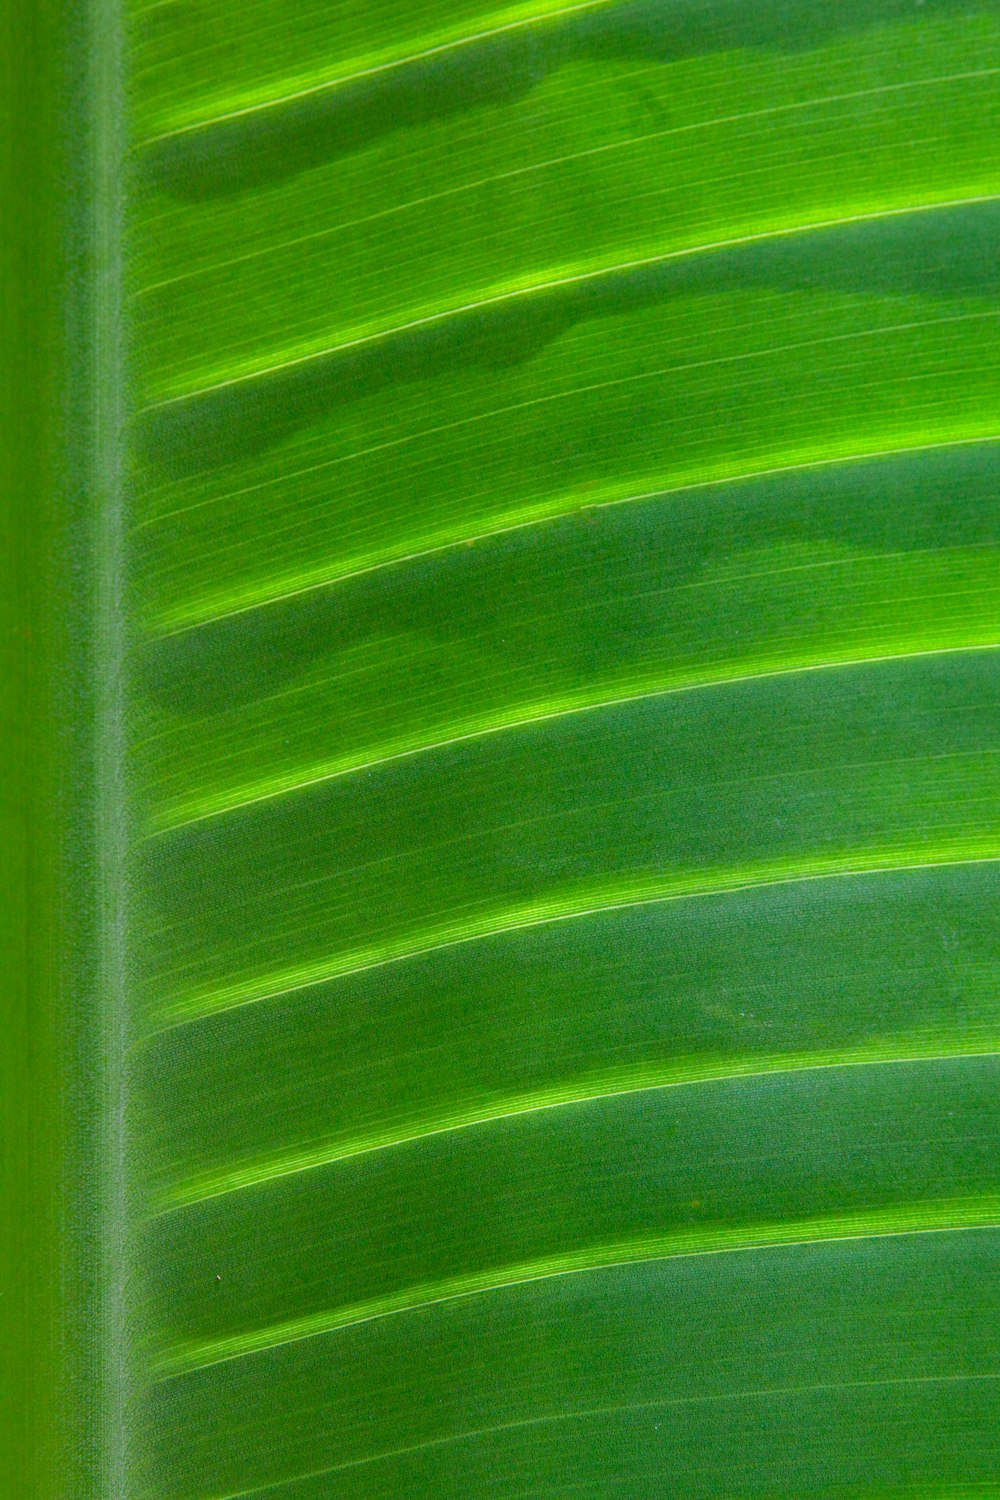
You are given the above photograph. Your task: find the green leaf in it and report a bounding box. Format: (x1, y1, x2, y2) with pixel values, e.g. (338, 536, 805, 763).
(5, 2, 1000, 1497)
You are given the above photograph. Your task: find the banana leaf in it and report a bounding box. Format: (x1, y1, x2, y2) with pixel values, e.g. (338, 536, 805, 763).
(3, 1, 1000, 1496)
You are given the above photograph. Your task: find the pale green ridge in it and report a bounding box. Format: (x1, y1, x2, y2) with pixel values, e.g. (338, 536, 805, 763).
(153, 1033, 1000, 1215)
(140, 196, 1000, 405)
(93, 0, 130, 1492)
(135, 0, 615, 142)
(2, 0, 128, 1492)
(144, 359, 1000, 637)
(207, 1380, 1000, 1500)
(133, 19, 1000, 402)
(134, 322, 1000, 542)
(152, 844, 1000, 1028)
(132, 66, 998, 298)
(152, 1196, 1000, 1379)
(148, 639, 1000, 833)
(132, 17, 1000, 297)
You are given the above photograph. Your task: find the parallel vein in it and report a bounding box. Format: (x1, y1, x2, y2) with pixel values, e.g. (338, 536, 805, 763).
(154, 1037, 1000, 1215)
(151, 428, 1000, 636)
(141, 195, 1000, 407)
(153, 1196, 1000, 1379)
(140, 0, 615, 142)
(135, 67, 999, 296)
(152, 844, 1000, 1029)
(150, 639, 1000, 832)
(207, 1370, 1000, 1500)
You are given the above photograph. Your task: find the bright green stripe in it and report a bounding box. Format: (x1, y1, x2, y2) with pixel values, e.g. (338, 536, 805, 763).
(148, 639, 1000, 832)
(142, 309, 992, 532)
(148, 428, 1000, 635)
(154, 1033, 1000, 1215)
(152, 844, 1000, 1029)
(134, 316, 1000, 536)
(139, 0, 614, 142)
(152, 1195, 1000, 1379)
(142, 196, 999, 405)
(135, 66, 998, 298)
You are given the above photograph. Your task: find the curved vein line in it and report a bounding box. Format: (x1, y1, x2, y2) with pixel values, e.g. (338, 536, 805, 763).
(135, 68, 998, 297)
(135, 535, 985, 744)
(144, 745, 1000, 948)
(152, 1199, 1000, 1380)
(207, 1370, 1000, 1500)
(150, 639, 1000, 832)
(153, 1041, 1000, 1216)
(151, 429, 1000, 636)
(151, 848, 1000, 1030)
(142, 0, 613, 145)
(139, 310, 997, 546)
(140, 195, 1000, 409)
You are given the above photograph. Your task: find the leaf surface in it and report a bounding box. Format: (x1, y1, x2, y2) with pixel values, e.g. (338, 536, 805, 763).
(5, 2, 1000, 1497)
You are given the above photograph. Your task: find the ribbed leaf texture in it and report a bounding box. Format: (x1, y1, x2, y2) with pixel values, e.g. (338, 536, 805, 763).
(6, 2, 1000, 1498)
